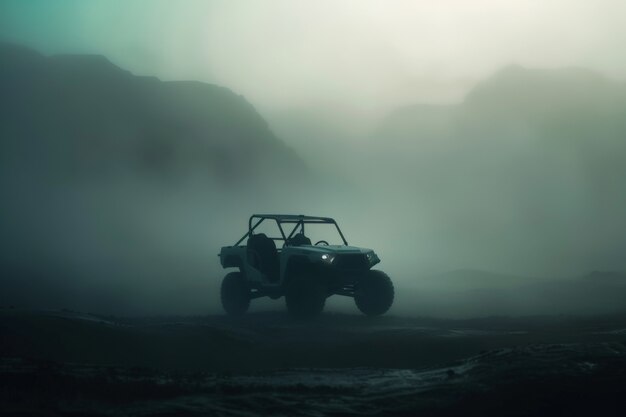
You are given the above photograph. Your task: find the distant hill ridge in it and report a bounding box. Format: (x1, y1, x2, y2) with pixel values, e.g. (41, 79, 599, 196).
(0, 43, 302, 183)
(373, 64, 626, 276)
(380, 64, 626, 138)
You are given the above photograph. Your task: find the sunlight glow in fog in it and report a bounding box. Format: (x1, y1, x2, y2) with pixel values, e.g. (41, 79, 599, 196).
(2, 0, 626, 112)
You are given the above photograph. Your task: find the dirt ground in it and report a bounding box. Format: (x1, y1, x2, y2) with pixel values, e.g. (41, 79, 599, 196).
(2, 309, 626, 416)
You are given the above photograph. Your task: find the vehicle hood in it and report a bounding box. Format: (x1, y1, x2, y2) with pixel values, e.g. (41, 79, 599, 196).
(296, 245, 374, 255)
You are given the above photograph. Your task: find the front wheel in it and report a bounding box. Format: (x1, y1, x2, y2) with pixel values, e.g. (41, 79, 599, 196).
(354, 270, 394, 316)
(221, 272, 250, 316)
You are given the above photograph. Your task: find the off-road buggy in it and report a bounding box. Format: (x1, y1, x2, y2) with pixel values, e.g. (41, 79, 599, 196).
(218, 214, 394, 318)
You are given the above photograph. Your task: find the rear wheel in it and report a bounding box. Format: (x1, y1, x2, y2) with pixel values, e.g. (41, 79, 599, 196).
(221, 272, 250, 316)
(285, 274, 326, 319)
(354, 270, 394, 316)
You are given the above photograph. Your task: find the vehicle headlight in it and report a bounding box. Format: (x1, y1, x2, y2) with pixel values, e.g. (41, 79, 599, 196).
(321, 254, 335, 263)
(366, 252, 378, 264)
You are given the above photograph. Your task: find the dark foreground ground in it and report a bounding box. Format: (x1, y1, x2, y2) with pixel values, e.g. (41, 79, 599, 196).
(2, 310, 626, 416)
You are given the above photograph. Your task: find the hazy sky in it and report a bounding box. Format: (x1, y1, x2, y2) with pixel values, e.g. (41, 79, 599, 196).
(2, 0, 626, 112)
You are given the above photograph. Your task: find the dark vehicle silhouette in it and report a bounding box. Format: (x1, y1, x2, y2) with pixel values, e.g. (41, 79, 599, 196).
(219, 214, 394, 318)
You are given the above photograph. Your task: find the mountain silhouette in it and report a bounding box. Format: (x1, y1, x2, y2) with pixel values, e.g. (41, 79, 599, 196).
(374, 65, 626, 275)
(379, 65, 626, 146)
(0, 43, 301, 183)
(0, 43, 309, 313)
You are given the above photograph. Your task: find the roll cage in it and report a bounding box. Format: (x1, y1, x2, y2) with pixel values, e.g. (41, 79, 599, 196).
(233, 214, 349, 246)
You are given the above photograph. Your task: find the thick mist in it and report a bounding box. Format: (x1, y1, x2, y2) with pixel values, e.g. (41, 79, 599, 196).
(3, 1, 626, 110)
(2, 2, 626, 317)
